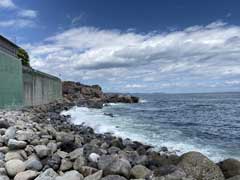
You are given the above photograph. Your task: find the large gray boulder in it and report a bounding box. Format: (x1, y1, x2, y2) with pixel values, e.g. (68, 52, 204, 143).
(218, 159, 240, 178)
(5, 159, 25, 177)
(98, 155, 131, 178)
(178, 151, 225, 180)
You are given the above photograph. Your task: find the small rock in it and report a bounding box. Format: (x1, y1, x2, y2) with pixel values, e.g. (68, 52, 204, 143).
(88, 153, 100, 163)
(5, 159, 25, 177)
(84, 170, 102, 180)
(130, 165, 151, 179)
(79, 166, 98, 177)
(25, 156, 43, 171)
(56, 170, 83, 180)
(35, 168, 58, 180)
(0, 120, 10, 129)
(47, 154, 61, 171)
(5, 127, 16, 142)
(69, 148, 83, 160)
(8, 139, 27, 150)
(47, 142, 58, 154)
(101, 175, 127, 180)
(14, 170, 39, 180)
(0, 176, 9, 180)
(34, 145, 50, 159)
(60, 159, 72, 171)
(73, 156, 86, 171)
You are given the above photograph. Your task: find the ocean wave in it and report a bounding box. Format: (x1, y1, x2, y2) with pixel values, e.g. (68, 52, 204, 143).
(61, 106, 239, 162)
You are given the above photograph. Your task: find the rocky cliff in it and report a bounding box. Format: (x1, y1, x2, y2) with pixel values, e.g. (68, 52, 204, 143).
(62, 81, 139, 108)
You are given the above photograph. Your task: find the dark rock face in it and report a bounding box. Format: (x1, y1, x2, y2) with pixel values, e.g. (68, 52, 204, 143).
(218, 158, 240, 178)
(62, 81, 139, 108)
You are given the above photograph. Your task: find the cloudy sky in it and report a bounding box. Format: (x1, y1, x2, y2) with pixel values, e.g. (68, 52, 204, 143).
(1, 0, 240, 93)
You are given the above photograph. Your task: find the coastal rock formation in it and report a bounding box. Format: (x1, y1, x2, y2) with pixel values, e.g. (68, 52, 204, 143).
(218, 159, 240, 178)
(62, 81, 139, 108)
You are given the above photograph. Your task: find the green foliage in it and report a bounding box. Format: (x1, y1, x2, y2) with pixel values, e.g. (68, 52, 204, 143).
(17, 48, 30, 67)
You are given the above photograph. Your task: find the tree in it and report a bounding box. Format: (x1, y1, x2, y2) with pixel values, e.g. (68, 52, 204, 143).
(17, 48, 30, 67)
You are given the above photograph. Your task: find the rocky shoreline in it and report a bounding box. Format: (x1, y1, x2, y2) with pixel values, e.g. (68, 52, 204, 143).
(0, 82, 239, 180)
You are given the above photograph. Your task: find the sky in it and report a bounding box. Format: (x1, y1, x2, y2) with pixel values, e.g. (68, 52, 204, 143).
(1, 0, 240, 93)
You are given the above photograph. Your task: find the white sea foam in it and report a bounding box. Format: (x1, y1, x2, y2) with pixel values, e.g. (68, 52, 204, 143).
(61, 106, 238, 162)
(139, 99, 148, 103)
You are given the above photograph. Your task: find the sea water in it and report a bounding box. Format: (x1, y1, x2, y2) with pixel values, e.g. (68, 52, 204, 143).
(62, 92, 240, 162)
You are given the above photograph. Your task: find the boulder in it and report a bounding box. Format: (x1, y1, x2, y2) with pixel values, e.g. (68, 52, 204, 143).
(8, 139, 27, 150)
(5, 151, 24, 161)
(60, 158, 72, 171)
(4, 127, 16, 142)
(35, 168, 58, 180)
(0, 120, 10, 129)
(73, 156, 87, 171)
(47, 154, 61, 171)
(218, 159, 240, 178)
(14, 170, 39, 180)
(25, 157, 43, 171)
(130, 165, 151, 178)
(56, 170, 83, 180)
(84, 170, 103, 180)
(34, 145, 50, 159)
(178, 151, 224, 180)
(101, 175, 127, 180)
(5, 159, 25, 177)
(78, 166, 98, 177)
(69, 148, 83, 160)
(98, 155, 131, 178)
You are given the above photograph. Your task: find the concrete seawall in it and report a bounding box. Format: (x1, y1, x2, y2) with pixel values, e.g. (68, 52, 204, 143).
(0, 49, 62, 108)
(23, 67, 62, 106)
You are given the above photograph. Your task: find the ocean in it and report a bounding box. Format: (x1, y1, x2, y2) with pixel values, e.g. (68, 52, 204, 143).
(62, 92, 240, 162)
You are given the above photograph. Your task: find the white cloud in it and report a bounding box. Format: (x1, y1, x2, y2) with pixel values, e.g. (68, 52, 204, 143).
(0, 19, 35, 28)
(18, 9, 38, 18)
(0, 0, 37, 29)
(0, 0, 15, 9)
(23, 21, 240, 92)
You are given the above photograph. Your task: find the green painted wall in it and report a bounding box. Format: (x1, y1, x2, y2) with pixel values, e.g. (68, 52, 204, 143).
(0, 50, 23, 108)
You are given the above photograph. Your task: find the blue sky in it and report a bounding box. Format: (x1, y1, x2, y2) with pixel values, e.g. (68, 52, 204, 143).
(1, 0, 240, 93)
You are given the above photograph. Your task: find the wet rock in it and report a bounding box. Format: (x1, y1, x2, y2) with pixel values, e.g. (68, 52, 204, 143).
(5, 159, 25, 177)
(218, 158, 240, 178)
(130, 165, 151, 179)
(178, 151, 225, 180)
